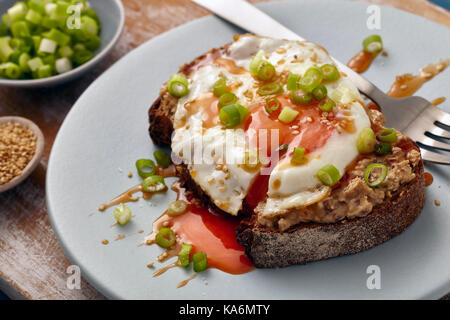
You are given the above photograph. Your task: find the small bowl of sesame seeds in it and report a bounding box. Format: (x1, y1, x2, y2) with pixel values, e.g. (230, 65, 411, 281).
(0, 116, 44, 193)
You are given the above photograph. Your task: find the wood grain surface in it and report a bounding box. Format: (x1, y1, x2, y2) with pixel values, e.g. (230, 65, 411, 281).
(0, 0, 448, 300)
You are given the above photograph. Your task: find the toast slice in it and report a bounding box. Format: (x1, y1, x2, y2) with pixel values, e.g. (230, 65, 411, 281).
(148, 37, 426, 268)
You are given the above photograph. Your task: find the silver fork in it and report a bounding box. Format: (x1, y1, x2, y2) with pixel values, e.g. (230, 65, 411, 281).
(192, 0, 450, 165)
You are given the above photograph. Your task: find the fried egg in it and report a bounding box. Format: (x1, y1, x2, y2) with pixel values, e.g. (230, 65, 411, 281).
(171, 34, 371, 217)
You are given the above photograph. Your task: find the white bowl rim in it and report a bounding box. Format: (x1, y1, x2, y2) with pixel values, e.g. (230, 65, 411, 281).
(0, 0, 125, 87)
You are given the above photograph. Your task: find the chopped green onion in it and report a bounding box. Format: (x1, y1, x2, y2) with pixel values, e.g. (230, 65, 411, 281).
(193, 251, 208, 272)
(256, 61, 276, 81)
(317, 164, 341, 186)
(212, 77, 227, 97)
(135, 159, 156, 178)
(25, 9, 43, 25)
(39, 38, 57, 54)
(219, 104, 241, 127)
(168, 73, 189, 98)
(244, 150, 259, 169)
(299, 67, 323, 92)
(364, 163, 388, 187)
(278, 106, 299, 124)
(257, 83, 283, 96)
(168, 200, 188, 217)
(362, 35, 383, 53)
(236, 104, 250, 122)
(357, 127, 376, 154)
(0, 37, 14, 62)
(374, 142, 392, 156)
(58, 45, 74, 58)
(55, 57, 72, 74)
(72, 49, 93, 65)
(178, 243, 192, 267)
(153, 150, 171, 168)
(377, 128, 397, 143)
(8, 3, 27, 23)
(265, 97, 280, 114)
(156, 227, 176, 248)
(218, 92, 237, 108)
(287, 73, 300, 91)
(320, 64, 340, 81)
(113, 203, 132, 226)
(85, 35, 101, 51)
(291, 90, 312, 105)
(141, 175, 166, 193)
(249, 49, 265, 75)
(29, 0, 46, 15)
(27, 56, 43, 72)
(79, 15, 99, 38)
(2, 62, 21, 79)
(1, 14, 12, 28)
(11, 21, 30, 38)
(18, 52, 31, 72)
(318, 98, 336, 112)
(43, 28, 71, 46)
(37, 64, 52, 78)
(312, 85, 327, 100)
(291, 147, 305, 165)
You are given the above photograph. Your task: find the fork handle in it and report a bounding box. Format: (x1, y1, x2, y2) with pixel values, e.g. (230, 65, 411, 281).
(192, 0, 386, 99)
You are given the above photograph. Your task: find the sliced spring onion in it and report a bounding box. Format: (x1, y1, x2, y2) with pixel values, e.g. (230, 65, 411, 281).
(193, 251, 208, 272)
(357, 127, 376, 154)
(141, 175, 166, 193)
(37, 64, 52, 78)
(153, 150, 171, 168)
(287, 73, 300, 91)
(218, 92, 237, 108)
(168, 73, 189, 98)
(377, 128, 397, 143)
(312, 85, 327, 100)
(168, 200, 188, 217)
(0, 37, 14, 62)
(291, 90, 312, 105)
(317, 164, 341, 186)
(39, 38, 57, 54)
(135, 159, 156, 178)
(320, 64, 340, 81)
(318, 98, 336, 112)
(113, 203, 132, 226)
(2, 62, 21, 79)
(256, 61, 276, 81)
(18, 52, 31, 72)
(25, 9, 43, 25)
(374, 142, 392, 156)
(156, 227, 176, 248)
(291, 147, 305, 165)
(244, 150, 259, 169)
(278, 106, 299, 124)
(236, 104, 250, 122)
(299, 67, 323, 92)
(178, 243, 192, 267)
(8, 3, 27, 23)
(27, 56, 43, 72)
(43, 28, 71, 46)
(58, 45, 74, 58)
(364, 163, 388, 187)
(73, 49, 94, 65)
(212, 77, 227, 97)
(11, 21, 30, 38)
(55, 57, 72, 74)
(257, 83, 283, 96)
(265, 97, 280, 114)
(249, 49, 265, 75)
(219, 104, 241, 127)
(362, 35, 383, 53)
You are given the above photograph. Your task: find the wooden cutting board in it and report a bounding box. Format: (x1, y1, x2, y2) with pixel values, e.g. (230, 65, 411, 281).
(0, 0, 448, 300)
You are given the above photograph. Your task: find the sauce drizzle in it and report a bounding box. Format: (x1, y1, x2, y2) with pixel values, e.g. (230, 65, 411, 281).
(347, 50, 380, 73)
(177, 274, 198, 288)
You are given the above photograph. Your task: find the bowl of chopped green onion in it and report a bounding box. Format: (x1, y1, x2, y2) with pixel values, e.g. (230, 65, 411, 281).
(0, 0, 124, 87)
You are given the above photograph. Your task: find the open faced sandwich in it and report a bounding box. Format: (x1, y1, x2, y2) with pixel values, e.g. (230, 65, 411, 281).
(148, 34, 425, 268)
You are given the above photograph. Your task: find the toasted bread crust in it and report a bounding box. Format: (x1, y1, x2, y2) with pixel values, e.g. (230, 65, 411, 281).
(148, 41, 426, 268)
(236, 161, 425, 267)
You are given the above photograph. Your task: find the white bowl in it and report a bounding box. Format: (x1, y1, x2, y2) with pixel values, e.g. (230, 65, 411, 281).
(0, 0, 125, 88)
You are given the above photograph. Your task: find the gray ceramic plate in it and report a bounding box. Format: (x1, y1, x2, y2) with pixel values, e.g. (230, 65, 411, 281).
(47, 0, 450, 299)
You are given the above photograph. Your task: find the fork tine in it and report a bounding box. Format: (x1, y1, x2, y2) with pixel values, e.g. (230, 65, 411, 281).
(421, 148, 450, 165)
(428, 126, 450, 139)
(420, 136, 450, 152)
(427, 105, 450, 127)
